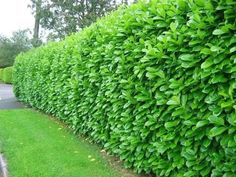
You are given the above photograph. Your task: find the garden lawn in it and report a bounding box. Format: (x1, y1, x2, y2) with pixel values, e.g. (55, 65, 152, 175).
(0, 109, 120, 177)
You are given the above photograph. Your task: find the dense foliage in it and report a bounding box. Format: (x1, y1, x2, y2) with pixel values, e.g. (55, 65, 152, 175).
(0, 30, 32, 67)
(0, 67, 13, 84)
(14, 0, 236, 176)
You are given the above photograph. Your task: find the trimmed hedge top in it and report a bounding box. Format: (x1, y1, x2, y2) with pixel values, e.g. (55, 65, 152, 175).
(14, 0, 236, 176)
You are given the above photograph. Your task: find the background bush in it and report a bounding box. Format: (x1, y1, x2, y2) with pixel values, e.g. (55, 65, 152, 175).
(0, 67, 13, 84)
(0, 68, 3, 81)
(13, 0, 236, 176)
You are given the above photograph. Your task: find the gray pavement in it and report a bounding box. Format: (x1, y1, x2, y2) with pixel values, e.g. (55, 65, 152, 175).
(0, 84, 25, 109)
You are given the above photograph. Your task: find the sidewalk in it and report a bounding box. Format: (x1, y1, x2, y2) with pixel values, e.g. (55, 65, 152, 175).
(0, 84, 25, 109)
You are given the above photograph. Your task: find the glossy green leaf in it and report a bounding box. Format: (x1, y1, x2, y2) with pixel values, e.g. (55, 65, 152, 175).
(196, 120, 209, 128)
(209, 127, 227, 137)
(230, 46, 236, 53)
(164, 120, 179, 129)
(208, 115, 225, 126)
(179, 54, 195, 61)
(167, 95, 180, 105)
(212, 29, 225, 35)
(201, 58, 213, 69)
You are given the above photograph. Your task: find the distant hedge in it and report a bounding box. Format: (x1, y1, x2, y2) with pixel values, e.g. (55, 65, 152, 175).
(14, 0, 236, 176)
(0, 67, 13, 84)
(0, 69, 3, 81)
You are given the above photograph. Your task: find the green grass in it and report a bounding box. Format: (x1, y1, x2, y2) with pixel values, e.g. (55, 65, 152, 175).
(0, 109, 121, 177)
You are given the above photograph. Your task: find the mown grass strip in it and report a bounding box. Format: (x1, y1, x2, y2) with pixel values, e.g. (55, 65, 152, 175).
(0, 109, 121, 177)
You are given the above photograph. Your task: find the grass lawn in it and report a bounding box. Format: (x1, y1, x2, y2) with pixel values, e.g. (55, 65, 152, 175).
(0, 109, 122, 177)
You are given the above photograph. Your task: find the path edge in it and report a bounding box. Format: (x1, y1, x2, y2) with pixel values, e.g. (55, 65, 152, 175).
(0, 153, 8, 177)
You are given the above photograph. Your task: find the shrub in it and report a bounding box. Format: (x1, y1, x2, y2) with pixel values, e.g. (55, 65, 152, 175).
(13, 0, 236, 176)
(0, 68, 3, 81)
(0, 67, 13, 84)
(3, 67, 13, 84)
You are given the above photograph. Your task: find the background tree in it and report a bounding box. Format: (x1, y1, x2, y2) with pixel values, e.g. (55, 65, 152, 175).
(30, 0, 43, 47)
(122, 0, 128, 5)
(30, 0, 136, 40)
(0, 30, 32, 68)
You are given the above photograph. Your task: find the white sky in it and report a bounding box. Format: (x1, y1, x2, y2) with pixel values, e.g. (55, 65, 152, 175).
(0, 0, 34, 37)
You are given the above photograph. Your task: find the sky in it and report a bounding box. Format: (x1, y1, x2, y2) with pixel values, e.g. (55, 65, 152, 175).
(0, 0, 34, 37)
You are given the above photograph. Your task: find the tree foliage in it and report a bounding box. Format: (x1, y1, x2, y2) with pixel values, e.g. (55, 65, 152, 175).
(30, 0, 136, 40)
(0, 30, 32, 68)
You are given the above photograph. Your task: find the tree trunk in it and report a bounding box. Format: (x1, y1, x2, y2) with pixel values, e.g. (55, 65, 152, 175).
(33, 16, 40, 40)
(33, 0, 41, 47)
(122, 0, 128, 5)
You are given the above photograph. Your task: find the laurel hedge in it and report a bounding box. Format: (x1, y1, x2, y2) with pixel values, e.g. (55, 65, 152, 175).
(13, 0, 236, 176)
(0, 67, 13, 84)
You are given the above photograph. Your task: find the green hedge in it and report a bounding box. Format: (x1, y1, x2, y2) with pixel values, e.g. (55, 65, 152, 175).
(14, 0, 236, 176)
(0, 68, 3, 81)
(0, 67, 13, 84)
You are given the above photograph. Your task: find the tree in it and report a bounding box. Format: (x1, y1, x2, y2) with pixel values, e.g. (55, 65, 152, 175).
(122, 0, 128, 5)
(30, 0, 43, 47)
(0, 30, 32, 68)
(30, 0, 135, 40)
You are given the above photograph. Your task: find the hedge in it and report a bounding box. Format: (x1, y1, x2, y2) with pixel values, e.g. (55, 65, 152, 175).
(13, 0, 236, 176)
(0, 68, 3, 81)
(0, 67, 13, 84)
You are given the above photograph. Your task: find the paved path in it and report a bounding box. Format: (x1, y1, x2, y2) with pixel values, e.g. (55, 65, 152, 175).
(0, 84, 25, 109)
